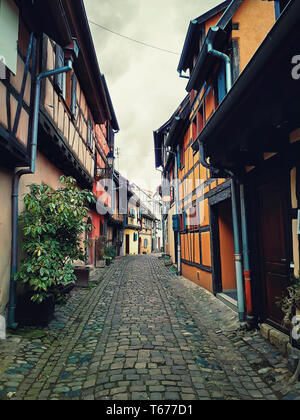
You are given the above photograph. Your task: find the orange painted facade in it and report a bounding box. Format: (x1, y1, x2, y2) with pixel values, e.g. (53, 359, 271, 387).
(177, 0, 275, 292)
(156, 0, 276, 294)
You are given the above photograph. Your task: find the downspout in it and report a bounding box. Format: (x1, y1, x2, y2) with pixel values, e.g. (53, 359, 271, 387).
(7, 58, 73, 329)
(199, 140, 246, 323)
(165, 147, 182, 274)
(230, 178, 246, 324)
(175, 145, 181, 275)
(156, 167, 166, 254)
(197, 31, 246, 324)
(240, 183, 254, 326)
(207, 27, 232, 93)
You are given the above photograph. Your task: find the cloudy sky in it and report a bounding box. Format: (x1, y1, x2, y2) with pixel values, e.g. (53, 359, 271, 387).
(85, 0, 222, 193)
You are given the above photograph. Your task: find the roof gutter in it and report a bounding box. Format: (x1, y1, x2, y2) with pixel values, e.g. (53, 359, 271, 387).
(186, 0, 243, 93)
(8, 52, 74, 330)
(192, 0, 297, 152)
(196, 26, 232, 171)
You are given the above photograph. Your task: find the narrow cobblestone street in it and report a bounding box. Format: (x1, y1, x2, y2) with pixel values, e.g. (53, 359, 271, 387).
(1, 255, 300, 401)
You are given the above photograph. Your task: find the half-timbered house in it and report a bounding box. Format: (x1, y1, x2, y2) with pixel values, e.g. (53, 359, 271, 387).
(0, 0, 119, 325)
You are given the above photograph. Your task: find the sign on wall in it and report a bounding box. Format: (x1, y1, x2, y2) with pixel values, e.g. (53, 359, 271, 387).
(0, 0, 19, 75)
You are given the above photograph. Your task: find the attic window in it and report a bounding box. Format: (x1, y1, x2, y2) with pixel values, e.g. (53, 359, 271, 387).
(232, 22, 240, 30)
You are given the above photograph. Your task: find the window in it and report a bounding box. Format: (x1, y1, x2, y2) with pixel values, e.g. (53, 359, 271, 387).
(197, 105, 204, 135)
(0, 0, 19, 75)
(70, 72, 77, 116)
(180, 145, 185, 169)
(129, 208, 136, 218)
(187, 206, 199, 230)
(144, 239, 148, 248)
(192, 117, 197, 142)
(87, 116, 94, 151)
(55, 45, 66, 99)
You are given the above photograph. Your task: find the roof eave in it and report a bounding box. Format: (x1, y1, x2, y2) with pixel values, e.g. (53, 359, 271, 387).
(178, 0, 231, 73)
(191, 0, 298, 152)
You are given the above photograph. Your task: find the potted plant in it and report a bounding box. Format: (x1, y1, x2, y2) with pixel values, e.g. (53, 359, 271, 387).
(278, 272, 300, 349)
(103, 246, 117, 266)
(15, 176, 95, 326)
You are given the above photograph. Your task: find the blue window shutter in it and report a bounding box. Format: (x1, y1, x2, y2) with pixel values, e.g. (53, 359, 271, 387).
(218, 62, 227, 103)
(177, 148, 181, 169)
(274, 0, 281, 19)
(183, 211, 187, 230)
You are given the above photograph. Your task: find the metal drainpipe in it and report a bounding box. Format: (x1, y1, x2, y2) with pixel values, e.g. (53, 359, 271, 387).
(175, 145, 181, 275)
(207, 29, 232, 93)
(240, 183, 254, 325)
(166, 147, 182, 274)
(230, 178, 246, 324)
(7, 60, 73, 329)
(199, 140, 246, 323)
(200, 161, 246, 326)
(206, 32, 246, 324)
(156, 168, 166, 253)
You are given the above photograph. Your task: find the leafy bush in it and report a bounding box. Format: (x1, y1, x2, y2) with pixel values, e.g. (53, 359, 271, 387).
(278, 272, 300, 331)
(15, 176, 96, 303)
(104, 246, 117, 260)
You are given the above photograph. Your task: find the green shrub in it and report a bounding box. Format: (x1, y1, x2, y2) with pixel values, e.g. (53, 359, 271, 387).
(15, 176, 96, 303)
(104, 246, 117, 260)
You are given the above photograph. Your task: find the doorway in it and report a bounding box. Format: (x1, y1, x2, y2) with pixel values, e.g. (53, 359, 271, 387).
(125, 234, 130, 255)
(256, 175, 291, 328)
(210, 194, 237, 309)
(218, 199, 237, 301)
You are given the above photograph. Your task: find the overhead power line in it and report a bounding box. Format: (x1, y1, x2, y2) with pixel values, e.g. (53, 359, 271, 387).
(89, 20, 180, 56)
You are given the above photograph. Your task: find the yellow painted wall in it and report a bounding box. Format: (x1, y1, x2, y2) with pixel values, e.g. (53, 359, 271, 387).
(123, 229, 139, 255)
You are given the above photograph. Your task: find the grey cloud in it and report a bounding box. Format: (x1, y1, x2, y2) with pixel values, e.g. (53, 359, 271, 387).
(84, 0, 223, 192)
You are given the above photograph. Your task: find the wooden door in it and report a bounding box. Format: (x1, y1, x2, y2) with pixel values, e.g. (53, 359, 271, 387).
(125, 234, 130, 255)
(257, 177, 290, 327)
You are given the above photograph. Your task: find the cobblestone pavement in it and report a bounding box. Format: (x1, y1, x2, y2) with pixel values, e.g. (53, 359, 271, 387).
(1, 255, 300, 400)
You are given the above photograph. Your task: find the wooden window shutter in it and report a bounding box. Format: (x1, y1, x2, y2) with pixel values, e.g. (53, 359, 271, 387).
(55, 45, 65, 93)
(87, 117, 94, 150)
(71, 73, 77, 115)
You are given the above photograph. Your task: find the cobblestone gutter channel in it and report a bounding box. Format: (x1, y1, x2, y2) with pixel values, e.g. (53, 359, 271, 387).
(0, 255, 300, 400)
